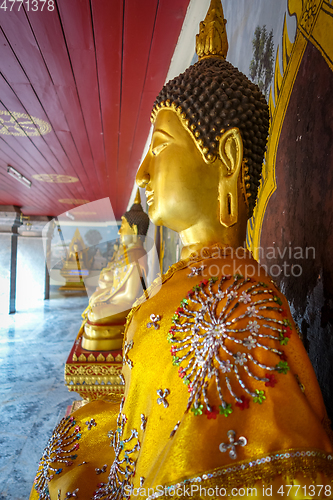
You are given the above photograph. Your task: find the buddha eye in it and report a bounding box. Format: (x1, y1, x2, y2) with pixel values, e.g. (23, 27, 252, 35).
(151, 143, 167, 157)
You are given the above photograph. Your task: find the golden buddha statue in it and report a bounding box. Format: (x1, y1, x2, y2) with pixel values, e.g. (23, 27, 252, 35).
(96, 242, 120, 290)
(30, 2, 333, 499)
(80, 190, 149, 351)
(60, 228, 91, 291)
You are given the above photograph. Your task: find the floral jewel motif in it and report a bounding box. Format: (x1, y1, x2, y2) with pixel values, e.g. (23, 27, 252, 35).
(96, 465, 107, 474)
(265, 373, 277, 388)
(219, 430, 247, 460)
(247, 305, 257, 315)
(220, 359, 232, 373)
(94, 398, 140, 500)
(239, 291, 251, 304)
(188, 265, 206, 277)
(85, 418, 97, 430)
(204, 406, 218, 419)
(157, 389, 170, 408)
(253, 389, 266, 404)
(273, 295, 283, 305)
(243, 335, 257, 350)
(248, 320, 260, 333)
(235, 397, 250, 411)
(140, 414, 147, 431)
(276, 361, 290, 374)
(34, 416, 82, 500)
(168, 275, 291, 416)
(147, 314, 161, 329)
(234, 352, 247, 366)
(169, 421, 181, 438)
(65, 489, 79, 499)
(219, 403, 233, 417)
(191, 403, 204, 416)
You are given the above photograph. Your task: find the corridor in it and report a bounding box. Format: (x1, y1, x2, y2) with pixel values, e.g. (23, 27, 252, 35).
(0, 293, 87, 499)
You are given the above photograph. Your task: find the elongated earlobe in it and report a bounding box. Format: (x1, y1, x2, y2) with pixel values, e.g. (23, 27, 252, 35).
(133, 224, 138, 243)
(218, 128, 243, 227)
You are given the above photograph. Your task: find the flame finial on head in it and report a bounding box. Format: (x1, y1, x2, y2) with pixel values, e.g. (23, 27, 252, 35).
(196, 0, 228, 61)
(134, 188, 141, 205)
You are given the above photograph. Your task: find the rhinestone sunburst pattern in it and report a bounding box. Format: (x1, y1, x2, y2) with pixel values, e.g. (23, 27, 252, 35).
(93, 398, 140, 500)
(168, 275, 292, 416)
(34, 416, 81, 500)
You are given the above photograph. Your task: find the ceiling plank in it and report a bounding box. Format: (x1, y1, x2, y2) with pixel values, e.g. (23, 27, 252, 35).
(90, 0, 123, 211)
(57, 0, 108, 199)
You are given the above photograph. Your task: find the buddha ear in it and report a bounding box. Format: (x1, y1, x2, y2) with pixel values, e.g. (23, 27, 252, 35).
(132, 223, 138, 242)
(218, 127, 243, 227)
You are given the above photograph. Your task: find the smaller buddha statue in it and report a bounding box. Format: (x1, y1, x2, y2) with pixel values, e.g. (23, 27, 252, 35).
(80, 190, 149, 351)
(92, 248, 107, 270)
(97, 242, 123, 290)
(60, 228, 91, 291)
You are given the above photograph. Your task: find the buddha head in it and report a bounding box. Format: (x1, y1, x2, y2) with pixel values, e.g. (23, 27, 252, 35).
(136, 0, 269, 249)
(119, 189, 150, 246)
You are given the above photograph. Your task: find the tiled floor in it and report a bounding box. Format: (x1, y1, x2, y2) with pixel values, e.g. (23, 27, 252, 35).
(0, 292, 88, 499)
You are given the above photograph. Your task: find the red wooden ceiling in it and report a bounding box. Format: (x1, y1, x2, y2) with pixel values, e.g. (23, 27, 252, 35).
(0, 0, 190, 219)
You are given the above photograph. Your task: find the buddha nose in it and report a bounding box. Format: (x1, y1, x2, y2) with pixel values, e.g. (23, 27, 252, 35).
(136, 153, 150, 188)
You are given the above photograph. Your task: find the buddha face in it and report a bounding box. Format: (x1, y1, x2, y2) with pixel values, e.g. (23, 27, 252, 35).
(118, 216, 137, 245)
(136, 109, 220, 233)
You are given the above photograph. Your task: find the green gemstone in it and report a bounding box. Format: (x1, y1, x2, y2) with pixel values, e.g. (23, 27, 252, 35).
(219, 403, 233, 417)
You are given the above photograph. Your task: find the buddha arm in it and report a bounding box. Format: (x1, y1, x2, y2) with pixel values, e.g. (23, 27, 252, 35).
(87, 264, 144, 324)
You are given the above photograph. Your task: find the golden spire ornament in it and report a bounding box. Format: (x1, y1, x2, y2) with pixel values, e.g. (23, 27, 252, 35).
(134, 188, 141, 204)
(196, 0, 228, 60)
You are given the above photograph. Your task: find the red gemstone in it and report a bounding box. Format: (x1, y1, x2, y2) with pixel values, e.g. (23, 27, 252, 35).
(265, 373, 277, 387)
(204, 406, 218, 419)
(284, 327, 292, 338)
(235, 397, 250, 410)
(74, 444, 79, 450)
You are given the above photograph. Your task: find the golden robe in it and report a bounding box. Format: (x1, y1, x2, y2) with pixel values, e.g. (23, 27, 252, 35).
(30, 247, 333, 500)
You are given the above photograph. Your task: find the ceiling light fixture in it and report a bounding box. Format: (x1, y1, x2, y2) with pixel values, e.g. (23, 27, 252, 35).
(7, 166, 32, 188)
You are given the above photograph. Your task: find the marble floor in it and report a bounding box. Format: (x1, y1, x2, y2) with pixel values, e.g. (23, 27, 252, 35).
(0, 291, 89, 500)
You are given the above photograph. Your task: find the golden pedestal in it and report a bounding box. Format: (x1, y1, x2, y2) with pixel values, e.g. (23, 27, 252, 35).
(64, 335, 124, 401)
(59, 268, 89, 292)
